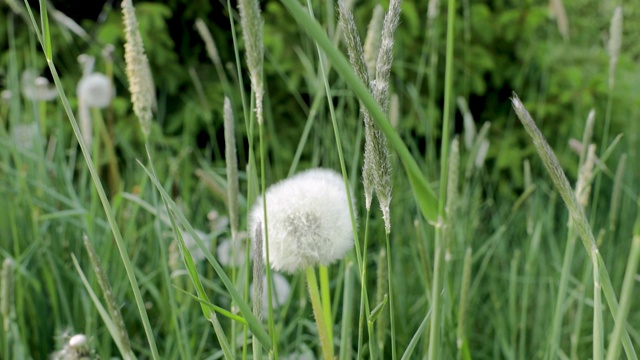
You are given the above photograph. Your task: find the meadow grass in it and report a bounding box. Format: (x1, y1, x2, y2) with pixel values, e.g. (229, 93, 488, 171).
(1, 0, 639, 359)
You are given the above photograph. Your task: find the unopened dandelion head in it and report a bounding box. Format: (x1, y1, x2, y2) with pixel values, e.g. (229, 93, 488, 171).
(249, 168, 355, 273)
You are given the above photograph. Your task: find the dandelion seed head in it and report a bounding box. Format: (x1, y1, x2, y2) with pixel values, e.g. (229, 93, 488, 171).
(77, 73, 113, 109)
(249, 168, 355, 273)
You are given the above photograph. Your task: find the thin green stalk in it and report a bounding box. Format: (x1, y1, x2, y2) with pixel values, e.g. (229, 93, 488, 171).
(593, 258, 604, 360)
(339, 263, 355, 360)
(306, 267, 333, 360)
(548, 225, 577, 358)
(457, 247, 472, 359)
(428, 0, 456, 358)
(606, 214, 640, 360)
(319, 266, 334, 352)
(357, 214, 375, 360)
(385, 232, 396, 359)
(259, 123, 278, 358)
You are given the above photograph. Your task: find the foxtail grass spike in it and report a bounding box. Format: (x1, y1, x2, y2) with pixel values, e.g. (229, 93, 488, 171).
(370, 0, 402, 234)
(195, 19, 222, 67)
(549, 0, 569, 41)
(389, 93, 399, 128)
(364, 5, 383, 76)
(511, 93, 596, 254)
(252, 223, 265, 322)
(608, 154, 626, 232)
(121, 0, 155, 139)
(337, 0, 374, 211)
(224, 97, 240, 241)
(575, 144, 596, 210)
(237, 0, 264, 125)
(579, 110, 596, 166)
(1, 258, 14, 334)
(607, 6, 622, 90)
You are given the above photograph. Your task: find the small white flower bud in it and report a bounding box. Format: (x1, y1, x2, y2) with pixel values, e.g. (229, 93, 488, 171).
(68, 334, 87, 349)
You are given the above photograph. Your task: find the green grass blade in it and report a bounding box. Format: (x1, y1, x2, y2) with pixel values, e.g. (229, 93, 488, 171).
(511, 93, 637, 360)
(400, 309, 431, 360)
(606, 209, 640, 360)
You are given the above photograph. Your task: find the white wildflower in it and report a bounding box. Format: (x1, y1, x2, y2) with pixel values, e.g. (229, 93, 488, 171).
(249, 168, 355, 273)
(76, 55, 114, 147)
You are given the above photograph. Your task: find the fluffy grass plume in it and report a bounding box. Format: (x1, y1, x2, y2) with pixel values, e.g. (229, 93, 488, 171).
(607, 6, 622, 89)
(237, 0, 264, 125)
(338, 0, 398, 233)
(121, 0, 155, 139)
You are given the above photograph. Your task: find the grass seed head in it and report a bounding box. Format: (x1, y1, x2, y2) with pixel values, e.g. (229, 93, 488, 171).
(122, 0, 156, 139)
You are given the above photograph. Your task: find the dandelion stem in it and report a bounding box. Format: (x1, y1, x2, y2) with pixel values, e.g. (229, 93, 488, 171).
(306, 267, 333, 360)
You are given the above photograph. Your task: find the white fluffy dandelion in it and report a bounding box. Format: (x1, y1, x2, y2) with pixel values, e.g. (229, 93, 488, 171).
(249, 168, 355, 273)
(77, 73, 113, 109)
(76, 55, 114, 148)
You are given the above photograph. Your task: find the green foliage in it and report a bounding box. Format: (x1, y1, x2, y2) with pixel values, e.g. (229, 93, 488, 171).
(1, 0, 639, 359)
